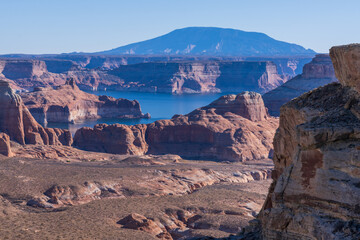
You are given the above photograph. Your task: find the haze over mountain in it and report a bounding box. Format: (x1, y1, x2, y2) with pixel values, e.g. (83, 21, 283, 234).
(97, 27, 316, 57)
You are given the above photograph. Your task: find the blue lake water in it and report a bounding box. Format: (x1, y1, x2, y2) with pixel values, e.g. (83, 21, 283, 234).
(46, 91, 234, 134)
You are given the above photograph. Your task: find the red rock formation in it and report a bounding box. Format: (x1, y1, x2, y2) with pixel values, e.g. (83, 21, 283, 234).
(0, 133, 13, 157)
(74, 123, 148, 155)
(0, 79, 72, 146)
(74, 92, 278, 162)
(118, 213, 172, 240)
(256, 45, 360, 240)
(263, 54, 338, 116)
(21, 78, 149, 124)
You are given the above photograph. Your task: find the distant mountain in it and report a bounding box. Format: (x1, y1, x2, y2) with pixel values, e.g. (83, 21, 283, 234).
(97, 27, 316, 57)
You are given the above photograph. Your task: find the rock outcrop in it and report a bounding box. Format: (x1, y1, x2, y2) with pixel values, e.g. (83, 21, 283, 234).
(0, 133, 12, 157)
(257, 44, 360, 240)
(74, 92, 278, 162)
(263, 54, 338, 116)
(21, 78, 149, 124)
(0, 79, 72, 146)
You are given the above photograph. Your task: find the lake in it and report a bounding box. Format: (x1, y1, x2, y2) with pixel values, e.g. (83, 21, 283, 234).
(46, 91, 232, 134)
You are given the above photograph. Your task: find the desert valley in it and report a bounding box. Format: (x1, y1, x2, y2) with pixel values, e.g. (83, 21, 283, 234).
(0, 2, 359, 239)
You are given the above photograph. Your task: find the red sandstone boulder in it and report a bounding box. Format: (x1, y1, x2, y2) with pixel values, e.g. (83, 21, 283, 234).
(118, 213, 172, 240)
(0, 133, 13, 157)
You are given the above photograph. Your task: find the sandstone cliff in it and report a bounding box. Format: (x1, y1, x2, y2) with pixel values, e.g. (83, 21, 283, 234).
(108, 61, 285, 94)
(74, 92, 278, 162)
(21, 78, 149, 124)
(263, 54, 338, 116)
(0, 79, 72, 146)
(256, 44, 360, 240)
(0, 58, 288, 94)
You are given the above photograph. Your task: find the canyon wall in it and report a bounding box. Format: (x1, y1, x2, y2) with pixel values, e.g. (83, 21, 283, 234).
(256, 44, 360, 240)
(0, 79, 72, 146)
(21, 78, 149, 124)
(108, 61, 285, 94)
(74, 92, 278, 162)
(263, 54, 338, 116)
(0, 56, 310, 94)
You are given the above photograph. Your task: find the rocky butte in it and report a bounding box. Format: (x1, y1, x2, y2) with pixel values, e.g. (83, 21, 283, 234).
(20, 78, 150, 124)
(248, 44, 360, 239)
(263, 54, 338, 116)
(74, 91, 279, 162)
(0, 79, 72, 147)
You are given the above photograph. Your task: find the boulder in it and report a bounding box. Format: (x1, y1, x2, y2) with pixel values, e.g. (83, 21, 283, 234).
(330, 44, 360, 93)
(0, 133, 13, 157)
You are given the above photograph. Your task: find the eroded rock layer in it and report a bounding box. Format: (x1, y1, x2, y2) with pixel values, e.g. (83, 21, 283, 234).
(0, 58, 288, 94)
(0, 79, 72, 146)
(74, 92, 278, 162)
(263, 54, 338, 116)
(21, 78, 149, 124)
(257, 44, 360, 240)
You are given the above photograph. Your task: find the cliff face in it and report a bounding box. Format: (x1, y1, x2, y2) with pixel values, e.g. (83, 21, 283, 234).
(74, 92, 278, 162)
(0, 80, 72, 146)
(0, 57, 289, 94)
(0, 59, 122, 91)
(257, 44, 360, 240)
(263, 54, 338, 116)
(109, 61, 285, 94)
(21, 78, 149, 124)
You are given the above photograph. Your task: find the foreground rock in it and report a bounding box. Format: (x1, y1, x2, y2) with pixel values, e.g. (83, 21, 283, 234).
(74, 92, 278, 162)
(0, 133, 12, 157)
(0, 79, 72, 145)
(21, 78, 149, 124)
(263, 54, 338, 116)
(256, 44, 360, 239)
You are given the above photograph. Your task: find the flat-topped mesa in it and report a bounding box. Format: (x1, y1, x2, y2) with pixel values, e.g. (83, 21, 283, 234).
(206, 91, 269, 121)
(330, 44, 360, 92)
(74, 92, 278, 162)
(21, 78, 150, 124)
(255, 44, 360, 240)
(301, 54, 335, 79)
(263, 54, 338, 116)
(0, 79, 72, 146)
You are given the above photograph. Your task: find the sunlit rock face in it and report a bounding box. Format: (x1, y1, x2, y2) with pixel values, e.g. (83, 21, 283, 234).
(21, 78, 149, 124)
(263, 54, 338, 116)
(74, 92, 279, 162)
(257, 44, 360, 240)
(0, 79, 72, 146)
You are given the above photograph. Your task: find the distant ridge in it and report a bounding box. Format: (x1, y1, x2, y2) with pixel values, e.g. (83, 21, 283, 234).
(97, 27, 316, 57)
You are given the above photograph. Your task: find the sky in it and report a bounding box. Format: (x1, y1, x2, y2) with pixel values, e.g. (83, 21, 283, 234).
(0, 0, 359, 54)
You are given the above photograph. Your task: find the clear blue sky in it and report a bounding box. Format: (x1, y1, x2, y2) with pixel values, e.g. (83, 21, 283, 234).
(0, 0, 359, 54)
